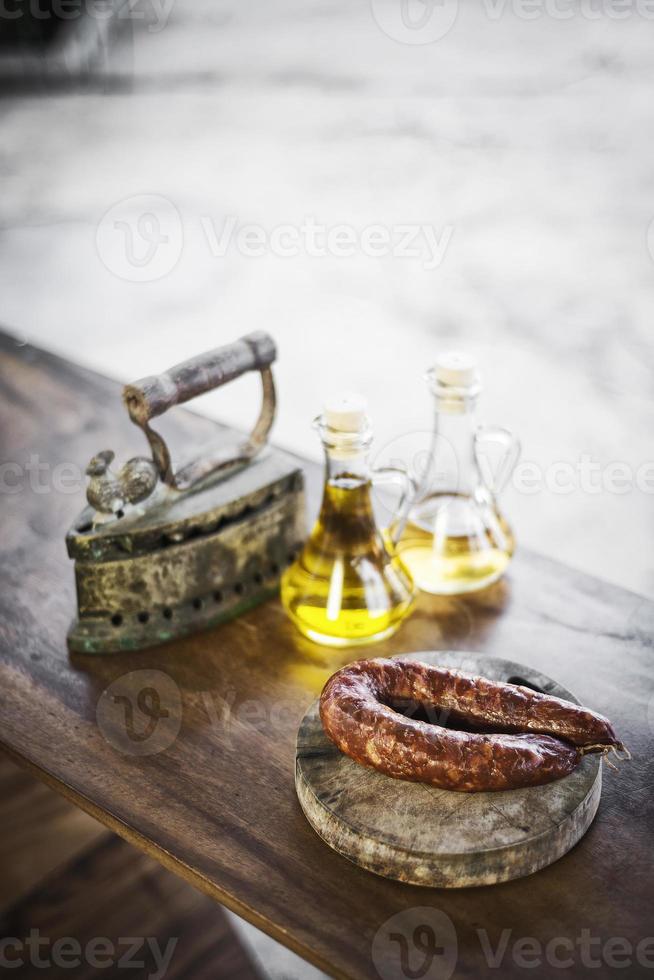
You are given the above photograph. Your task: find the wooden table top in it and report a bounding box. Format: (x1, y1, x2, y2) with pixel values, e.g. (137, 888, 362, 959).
(1, 331, 653, 980)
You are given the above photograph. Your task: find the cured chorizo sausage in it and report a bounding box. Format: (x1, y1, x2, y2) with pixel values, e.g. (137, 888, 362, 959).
(319, 658, 625, 792)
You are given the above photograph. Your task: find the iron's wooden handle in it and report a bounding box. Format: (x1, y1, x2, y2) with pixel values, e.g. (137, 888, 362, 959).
(123, 332, 276, 425)
(121, 332, 277, 490)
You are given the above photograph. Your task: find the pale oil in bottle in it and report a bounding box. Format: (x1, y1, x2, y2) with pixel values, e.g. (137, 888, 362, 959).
(395, 352, 519, 596)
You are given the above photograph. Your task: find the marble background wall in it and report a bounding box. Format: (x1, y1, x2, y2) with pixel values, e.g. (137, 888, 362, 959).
(1, 2, 652, 591)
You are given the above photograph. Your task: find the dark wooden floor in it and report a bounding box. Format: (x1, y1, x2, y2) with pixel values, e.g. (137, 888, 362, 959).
(0, 754, 262, 979)
(0, 754, 106, 911)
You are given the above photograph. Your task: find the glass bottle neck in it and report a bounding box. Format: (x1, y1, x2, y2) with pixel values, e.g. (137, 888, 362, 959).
(317, 423, 377, 540)
(428, 399, 479, 498)
(324, 446, 370, 485)
(315, 417, 373, 487)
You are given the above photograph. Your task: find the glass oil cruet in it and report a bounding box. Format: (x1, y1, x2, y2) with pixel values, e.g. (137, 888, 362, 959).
(395, 352, 520, 595)
(281, 393, 416, 646)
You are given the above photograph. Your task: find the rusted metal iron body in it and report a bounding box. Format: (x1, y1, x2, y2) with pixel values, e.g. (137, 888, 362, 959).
(66, 333, 305, 654)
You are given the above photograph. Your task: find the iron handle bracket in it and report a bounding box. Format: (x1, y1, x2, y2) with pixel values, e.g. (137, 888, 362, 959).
(123, 331, 277, 490)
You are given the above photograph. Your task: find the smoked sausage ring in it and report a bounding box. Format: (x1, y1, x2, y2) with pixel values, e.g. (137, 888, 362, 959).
(319, 658, 625, 792)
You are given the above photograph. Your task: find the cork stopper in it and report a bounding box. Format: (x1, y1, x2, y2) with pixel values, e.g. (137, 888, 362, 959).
(433, 351, 479, 388)
(323, 392, 369, 433)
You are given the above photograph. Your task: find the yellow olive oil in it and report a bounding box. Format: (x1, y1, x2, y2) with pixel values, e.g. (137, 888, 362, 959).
(395, 492, 514, 595)
(281, 476, 415, 646)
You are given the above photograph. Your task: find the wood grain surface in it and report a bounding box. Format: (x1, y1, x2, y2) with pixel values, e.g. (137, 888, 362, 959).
(0, 331, 653, 979)
(296, 652, 602, 888)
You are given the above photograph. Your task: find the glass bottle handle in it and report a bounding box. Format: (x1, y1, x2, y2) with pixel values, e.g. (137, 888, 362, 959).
(474, 425, 521, 497)
(372, 465, 417, 546)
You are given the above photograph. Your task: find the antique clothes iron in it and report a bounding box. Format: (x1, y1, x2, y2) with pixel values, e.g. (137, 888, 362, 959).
(66, 333, 306, 654)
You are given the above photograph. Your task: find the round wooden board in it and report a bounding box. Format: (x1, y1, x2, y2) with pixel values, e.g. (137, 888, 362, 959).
(295, 651, 601, 888)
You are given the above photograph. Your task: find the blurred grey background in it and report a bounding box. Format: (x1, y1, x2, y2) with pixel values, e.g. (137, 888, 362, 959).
(2, 1, 653, 600)
(1, 1, 652, 975)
